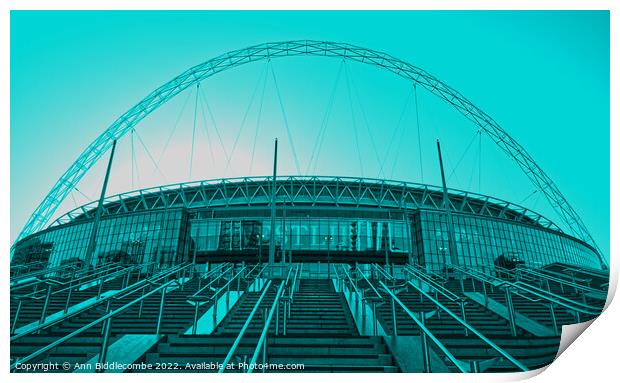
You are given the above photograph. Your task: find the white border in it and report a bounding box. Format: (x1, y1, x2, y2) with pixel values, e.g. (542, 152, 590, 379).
(1, 2, 616, 383)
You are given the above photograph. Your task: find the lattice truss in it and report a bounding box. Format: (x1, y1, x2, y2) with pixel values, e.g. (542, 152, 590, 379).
(52, 176, 559, 231)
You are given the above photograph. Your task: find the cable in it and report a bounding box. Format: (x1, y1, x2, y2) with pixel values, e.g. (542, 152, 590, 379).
(249, 62, 269, 174)
(197, 87, 216, 167)
(189, 83, 200, 179)
(225, 64, 268, 173)
(378, 85, 413, 179)
(307, 60, 344, 175)
(448, 130, 479, 182)
(270, 63, 301, 174)
(349, 66, 383, 179)
(134, 128, 167, 181)
(413, 84, 424, 182)
(344, 63, 364, 177)
(155, 87, 193, 168)
(199, 87, 231, 165)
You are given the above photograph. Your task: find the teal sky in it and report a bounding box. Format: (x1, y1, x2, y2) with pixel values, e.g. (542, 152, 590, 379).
(10, 11, 610, 259)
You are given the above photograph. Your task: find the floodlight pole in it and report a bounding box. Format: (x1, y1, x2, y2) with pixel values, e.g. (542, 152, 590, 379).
(84, 139, 117, 267)
(268, 139, 278, 266)
(436, 140, 459, 268)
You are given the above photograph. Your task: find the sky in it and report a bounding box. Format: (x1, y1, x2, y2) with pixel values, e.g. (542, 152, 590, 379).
(10, 11, 610, 259)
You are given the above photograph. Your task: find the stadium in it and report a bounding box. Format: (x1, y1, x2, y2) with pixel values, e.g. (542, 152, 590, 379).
(10, 41, 609, 373)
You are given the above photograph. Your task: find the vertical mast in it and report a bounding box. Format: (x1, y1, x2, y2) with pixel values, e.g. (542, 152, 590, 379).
(268, 138, 278, 265)
(436, 140, 459, 268)
(84, 140, 117, 267)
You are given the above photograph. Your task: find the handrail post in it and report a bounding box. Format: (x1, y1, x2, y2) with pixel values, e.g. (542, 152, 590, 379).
(460, 300, 468, 336)
(97, 275, 104, 300)
(275, 299, 280, 335)
(391, 297, 398, 336)
(156, 287, 167, 335)
(64, 284, 73, 315)
(102, 300, 112, 334)
(283, 300, 288, 336)
(372, 302, 378, 335)
(138, 286, 146, 318)
(549, 301, 558, 336)
(39, 284, 53, 326)
(11, 300, 23, 335)
(505, 288, 517, 337)
(420, 312, 431, 373)
(470, 360, 480, 373)
(482, 281, 488, 307)
(97, 317, 113, 372)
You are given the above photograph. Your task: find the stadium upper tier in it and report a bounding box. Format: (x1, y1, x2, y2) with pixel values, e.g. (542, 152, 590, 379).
(12, 176, 602, 271)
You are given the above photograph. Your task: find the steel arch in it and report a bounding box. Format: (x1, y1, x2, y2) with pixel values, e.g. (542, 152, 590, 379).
(13, 40, 604, 264)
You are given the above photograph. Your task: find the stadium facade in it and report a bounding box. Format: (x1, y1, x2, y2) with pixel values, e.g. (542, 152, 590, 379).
(10, 40, 609, 374)
(12, 176, 602, 273)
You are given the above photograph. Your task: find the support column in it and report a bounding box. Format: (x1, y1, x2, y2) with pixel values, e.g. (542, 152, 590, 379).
(84, 140, 117, 267)
(436, 140, 459, 268)
(268, 138, 278, 265)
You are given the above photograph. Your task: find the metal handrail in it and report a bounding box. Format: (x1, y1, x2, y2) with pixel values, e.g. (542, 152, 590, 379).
(13, 263, 139, 301)
(219, 280, 274, 373)
(454, 265, 601, 316)
(248, 265, 296, 373)
(404, 265, 461, 303)
(189, 264, 258, 335)
(11, 261, 127, 294)
(406, 280, 528, 371)
(377, 280, 468, 373)
(514, 266, 603, 294)
(10, 261, 119, 291)
(338, 264, 362, 295)
(10, 263, 194, 372)
(356, 268, 383, 300)
(189, 263, 234, 299)
(10, 263, 190, 342)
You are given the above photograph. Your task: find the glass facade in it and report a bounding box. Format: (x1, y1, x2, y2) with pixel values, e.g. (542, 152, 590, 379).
(13, 206, 601, 272)
(418, 210, 601, 271)
(189, 217, 411, 254)
(13, 209, 188, 269)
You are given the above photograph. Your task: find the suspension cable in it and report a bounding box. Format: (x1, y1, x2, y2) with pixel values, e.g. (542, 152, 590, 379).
(270, 63, 301, 174)
(199, 86, 231, 165)
(413, 84, 424, 182)
(134, 128, 167, 181)
(156, 87, 193, 169)
(197, 87, 216, 167)
(379, 86, 413, 178)
(73, 186, 92, 201)
(307, 60, 344, 175)
(131, 128, 141, 189)
(249, 63, 269, 174)
(348, 67, 383, 179)
(189, 83, 200, 179)
(448, 130, 479, 182)
(225, 64, 268, 173)
(344, 63, 365, 177)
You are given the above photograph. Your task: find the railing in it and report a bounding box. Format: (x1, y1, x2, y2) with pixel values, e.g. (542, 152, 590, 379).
(511, 265, 605, 297)
(454, 265, 602, 336)
(188, 263, 258, 335)
(404, 276, 528, 372)
(11, 261, 120, 291)
(10, 262, 195, 372)
(376, 280, 469, 373)
(10, 263, 146, 334)
(403, 265, 469, 334)
(10, 262, 190, 342)
(247, 264, 297, 373)
(219, 280, 274, 373)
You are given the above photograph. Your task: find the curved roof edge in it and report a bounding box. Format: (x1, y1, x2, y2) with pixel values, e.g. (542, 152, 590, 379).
(51, 176, 560, 231)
